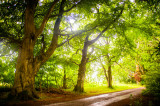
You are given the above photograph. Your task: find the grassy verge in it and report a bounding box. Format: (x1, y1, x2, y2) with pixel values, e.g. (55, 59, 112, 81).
(0, 83, 143, 105)
(65, 83, 143, 96)
(85, 83, 143, 95)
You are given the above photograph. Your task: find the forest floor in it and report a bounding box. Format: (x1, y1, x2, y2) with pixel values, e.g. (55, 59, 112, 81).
(0, 87, 160, 106)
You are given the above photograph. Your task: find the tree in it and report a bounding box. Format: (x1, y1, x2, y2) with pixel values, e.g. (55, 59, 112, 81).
(1, 0, 158, 99)
(100, 55, 113, 88)
(136, 36, 160, 96)
(0, 0, 84, 99)
(73, 1, 125, 92)
(98, 33, 131, 87)
(13, 0, 64, 99)
(99, 39, 114, 88)
(130, 0, 160, 95)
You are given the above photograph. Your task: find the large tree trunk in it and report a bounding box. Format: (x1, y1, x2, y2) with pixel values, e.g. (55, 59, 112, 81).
(74, 41, 88, 93)
(12, 61, 40, 100)
(10, 0, 61, 100)
(12, 38, 40, 99)
(107, 54, 112, 88)
(11, 0, 40, 100)
(74, 62, 87, 92)
(11, 26, 40, 100)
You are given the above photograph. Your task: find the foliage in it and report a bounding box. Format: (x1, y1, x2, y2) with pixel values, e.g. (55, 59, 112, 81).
(142, 53, 160, 97)
(0, 0, 159, 99)
(0, 44, 17, 86)
(143, 71, 160, 97)
(65, 83, 142, 95)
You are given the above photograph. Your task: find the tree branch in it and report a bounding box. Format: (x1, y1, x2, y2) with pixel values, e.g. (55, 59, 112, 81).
(0, 51, 17, 57)
(0, 29, 22, 46)
(36, 0, 65, 64)
(70, 59, 79, 65)
(112, 61, 122, 68)
(57, 26, 98, 47)
(99, 59, 108, 81)
(87, 55, 108, 63)
(86, 46, 95, 61)
(64, 5, 76, 12)
(88, 3, 125, 46)
(57, 30, 84, 47)
(36, 0, 60, 37)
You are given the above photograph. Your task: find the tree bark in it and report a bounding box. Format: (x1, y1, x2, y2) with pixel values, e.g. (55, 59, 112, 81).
(11, 0, 60, 100)
(100, 59, 112, 88)
(107, 64, 112, 88)
(74, 62, 87, 92)
(106, 54, 112, 88)
(74, 39, 88, 93)
(12, 41, 41, 99)
(11, 0, 40, 100)
(73, 5, 124, 92)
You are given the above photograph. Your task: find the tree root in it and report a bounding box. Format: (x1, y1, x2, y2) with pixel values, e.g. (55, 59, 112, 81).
(9, 89, 39, 100)
(74, 85, 84, 93)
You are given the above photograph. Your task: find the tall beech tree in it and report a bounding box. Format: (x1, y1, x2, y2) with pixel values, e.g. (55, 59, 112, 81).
(13, 0, 62, 99)
(0, 0, 85, 99)
(99, 38, 114, 88)
(100, 53, 113, 88)
(0, 0, 159, 99)
(99, 37, 129, 88)
(74, 2, 125, 92)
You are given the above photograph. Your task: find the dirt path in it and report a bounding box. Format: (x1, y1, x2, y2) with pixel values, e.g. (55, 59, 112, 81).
(44, 87, 145, 106)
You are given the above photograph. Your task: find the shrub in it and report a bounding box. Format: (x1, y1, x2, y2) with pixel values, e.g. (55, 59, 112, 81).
(144, 66, 160, 97)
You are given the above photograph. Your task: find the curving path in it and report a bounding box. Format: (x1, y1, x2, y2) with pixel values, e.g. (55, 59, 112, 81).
(44, 87, 145, 106)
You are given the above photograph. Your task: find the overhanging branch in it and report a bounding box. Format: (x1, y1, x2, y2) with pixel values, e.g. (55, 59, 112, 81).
(0, 30, 22, 46)
(36, 0, 60, 37)
(88, 2, 125, 46)
(58, 26, 98, 47)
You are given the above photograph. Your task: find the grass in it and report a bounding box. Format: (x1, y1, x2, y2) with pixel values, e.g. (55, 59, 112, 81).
(64, 83, 143, 96)
(0, 83, 143, 105)
(84, 83, 143, 95)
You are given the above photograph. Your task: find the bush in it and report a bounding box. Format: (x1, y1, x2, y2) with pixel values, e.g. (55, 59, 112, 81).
(144, 66, 160, 97)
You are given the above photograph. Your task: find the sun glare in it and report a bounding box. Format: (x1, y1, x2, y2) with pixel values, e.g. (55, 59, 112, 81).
(87, 62, 104, 85)
(67, 18, 80, 31)
(69, 18, 75, 23)
(130, 0, 135, 2)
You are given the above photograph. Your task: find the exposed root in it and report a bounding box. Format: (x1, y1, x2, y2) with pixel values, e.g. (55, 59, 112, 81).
(74, 85, 84, 93)
(9, 89, 39, 100)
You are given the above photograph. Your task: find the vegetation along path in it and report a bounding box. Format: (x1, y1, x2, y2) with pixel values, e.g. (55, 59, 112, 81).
(45, 87, 145, 106)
